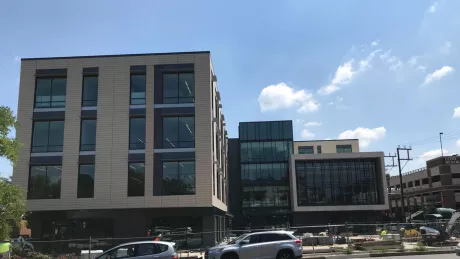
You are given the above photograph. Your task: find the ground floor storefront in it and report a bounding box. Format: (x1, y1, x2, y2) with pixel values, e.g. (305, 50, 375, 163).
(26, 207, 229, 253)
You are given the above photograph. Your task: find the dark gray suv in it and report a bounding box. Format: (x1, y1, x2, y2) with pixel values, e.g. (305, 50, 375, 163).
(205, 231, 303, 259)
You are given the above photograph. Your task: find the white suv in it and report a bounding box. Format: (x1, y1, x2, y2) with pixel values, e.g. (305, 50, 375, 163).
(205, 231, 303, 259)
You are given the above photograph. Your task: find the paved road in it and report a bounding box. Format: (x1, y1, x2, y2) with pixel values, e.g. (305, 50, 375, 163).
(351, 254, 458, 259)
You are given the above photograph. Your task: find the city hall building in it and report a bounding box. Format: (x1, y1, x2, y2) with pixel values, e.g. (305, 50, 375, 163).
(228, 121, 389, 229)
(12, 51, 229, 247)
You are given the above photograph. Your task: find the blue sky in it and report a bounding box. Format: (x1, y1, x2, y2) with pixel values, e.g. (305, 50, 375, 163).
(1, 0, 460, 178)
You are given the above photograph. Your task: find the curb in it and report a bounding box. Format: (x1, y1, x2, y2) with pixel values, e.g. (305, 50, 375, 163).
(302, 250, 457, 259)
(369, 250, 456, 257)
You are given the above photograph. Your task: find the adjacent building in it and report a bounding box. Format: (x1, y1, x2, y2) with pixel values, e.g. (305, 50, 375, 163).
(228, 121, 388, 228)
(388, 155, 460, 219)
(12, 51, 229, 247)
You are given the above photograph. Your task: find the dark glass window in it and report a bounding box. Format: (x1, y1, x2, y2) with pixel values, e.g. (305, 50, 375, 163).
(78, 164, 95, 198)
(298, 146, 314, 154)
(130, 74, 146, 105)
(80, 119, 97, 151)
(128, 163, 145, 197)
(432, 175, 441, 183)
(415, 180, 420, 186)
(408, 182, 413, 188)
(31, 121, 64, 152)
(295, 159, 381, 206)
(162, 161, 195, 195)
(422, 178, 429, 185)
(82, 76, 98, 107)
(162, 116, 195, 148)
(242, 185, 289, 208)
(336, 145, 352, 153)
(240, 141, 293, 163)
(163, 72, 194, 104)
(317, 145, 322, 154)
(28, 165, 62, 199)
(34, 78, 66, 108)
(241, 163, 288, 183)
(129, 118, 145, 150)
(239, 121, 293, 141)
(402, 183, 407, 189)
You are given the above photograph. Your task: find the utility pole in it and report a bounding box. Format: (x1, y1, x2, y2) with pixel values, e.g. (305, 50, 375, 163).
(397, 146, 412, 223)
(384, 153, 398, 221)
(440, 132, 444, 156)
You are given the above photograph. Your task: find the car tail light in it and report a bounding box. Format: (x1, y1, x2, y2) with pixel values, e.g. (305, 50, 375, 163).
(294, 239, 302, 245)
(172, 254, 178, 259)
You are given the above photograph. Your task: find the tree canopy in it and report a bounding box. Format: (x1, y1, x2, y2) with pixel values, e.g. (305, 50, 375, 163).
(0, 178, 26, 240)
(0, 105, 25, 240)
(0, 105, 21, 164)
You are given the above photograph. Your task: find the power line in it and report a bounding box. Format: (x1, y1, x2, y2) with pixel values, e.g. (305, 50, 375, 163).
(403, 130, 460, 146)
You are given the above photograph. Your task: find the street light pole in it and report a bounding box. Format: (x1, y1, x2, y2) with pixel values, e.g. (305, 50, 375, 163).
(440, 132, 444, 156)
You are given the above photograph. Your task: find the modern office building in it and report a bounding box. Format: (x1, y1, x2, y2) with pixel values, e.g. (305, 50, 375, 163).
(12, 51, 229, 247)
(228, 121, 388, 228)
(291, 152, 388, 225)
(388, 155, 460, 219)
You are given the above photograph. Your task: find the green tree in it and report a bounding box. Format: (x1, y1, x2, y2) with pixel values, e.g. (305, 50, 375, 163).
(0, 105, 25, 240)
(0, 106, 21, 164)
(0, 178, 26, 240)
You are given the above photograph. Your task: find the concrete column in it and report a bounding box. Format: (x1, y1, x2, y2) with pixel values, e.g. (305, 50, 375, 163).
(202, 215, 216, 247)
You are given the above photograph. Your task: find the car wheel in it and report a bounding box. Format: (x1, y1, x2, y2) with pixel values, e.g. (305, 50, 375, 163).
(222, 252, 239, 259)
(277, 250, 293, 259)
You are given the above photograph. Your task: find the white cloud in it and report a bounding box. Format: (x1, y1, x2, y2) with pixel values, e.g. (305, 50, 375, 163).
(423, 66, 454, 85)
(301, 129, 315, 139)
(453, 107, 460, 118)
(379, 50, 392, 61)
(304, 121, 322, 127)
(420, 149, 448, 161)
(389, 61, 403, 71)
(371, 40, 379, 47)
(318, 60, 355, 95)
(327, 102, 334, 105)
(428, 2, 438, 13)
(338, 126, 386, 148)
(13, 56, 21, 62)
(417, 66, 427, 71)
(408, 56, 417, 66)
(457, 140, 460, 147)
(258, 82, 320, 113)
(440, 41, 452, 55)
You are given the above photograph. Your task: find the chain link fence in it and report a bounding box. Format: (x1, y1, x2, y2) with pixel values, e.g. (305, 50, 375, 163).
(9, 221, 460, 258)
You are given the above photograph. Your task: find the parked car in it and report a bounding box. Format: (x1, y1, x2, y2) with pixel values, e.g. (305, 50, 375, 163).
(205, 230, 302, 259)
(94, 241, 178, 259)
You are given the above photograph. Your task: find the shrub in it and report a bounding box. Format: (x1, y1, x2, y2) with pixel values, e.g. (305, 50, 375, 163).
(414, 242, 427, 252)
(56, 254, 78, 259)
(344, 246, 353, 254)
(24, 252, 52, 259)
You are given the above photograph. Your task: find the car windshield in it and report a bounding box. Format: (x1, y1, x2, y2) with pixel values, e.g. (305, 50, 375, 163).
(227, 234, 248, 244)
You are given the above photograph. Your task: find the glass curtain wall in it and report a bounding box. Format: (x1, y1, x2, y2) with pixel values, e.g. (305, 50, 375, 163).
(239, 121, 293, 226)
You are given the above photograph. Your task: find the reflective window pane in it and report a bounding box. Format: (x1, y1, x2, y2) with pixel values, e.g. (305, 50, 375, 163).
(35, 79, 52, 108)
(80, 120, 97, 151)
(162, 72, 194, 104)
(336, 145, 352, 153)
(162, 116, 194, 148)
(298, 146, 314, 154)
(130, 74, 146, 105)
(78, 164, 95, 198)
(35, 78, 67, 108)
(128, 163, 145, 197)
(28, 165, 62, 199)
(162, 161, 195, 195)
(82, 76, 98, 107)
(129, 118, 145, 150)
(32, 121, 64, 153)
(51, 78, 67, 107)
(295, 159, 381, 206)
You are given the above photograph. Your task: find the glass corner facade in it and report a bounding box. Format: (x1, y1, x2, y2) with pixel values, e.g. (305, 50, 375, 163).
(295, 158, 383, 206)
(238, 120, 293, 227)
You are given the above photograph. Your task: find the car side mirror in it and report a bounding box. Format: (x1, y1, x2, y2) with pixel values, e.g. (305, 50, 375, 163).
(238, 239, 249, 245)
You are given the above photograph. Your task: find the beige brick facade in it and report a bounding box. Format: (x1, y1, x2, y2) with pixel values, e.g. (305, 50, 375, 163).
(13, 52, 228, 212)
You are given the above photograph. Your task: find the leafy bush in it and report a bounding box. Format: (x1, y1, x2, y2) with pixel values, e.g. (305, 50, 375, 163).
(56, 254, 78, 259)
(25, 252, 52, 259)
(344, 246, 353, 254)
(414, 242, 427, 252)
